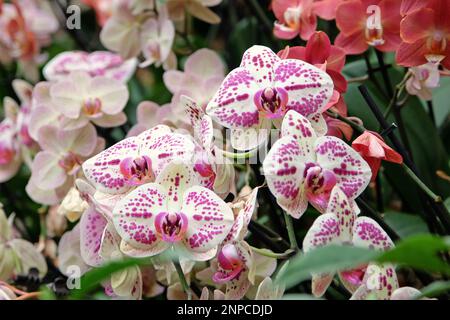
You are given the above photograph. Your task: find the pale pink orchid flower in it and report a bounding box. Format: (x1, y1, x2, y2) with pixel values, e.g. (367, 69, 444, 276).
(49, 71, 129, 130)
(99, 0, 146, 59)
(29, 74, 128, 136)
(206, 45, 334, 151)
(167, 0, 222, 25)
(263, 110, 371, 218)
(303, 186, 395, 297)
(0, 203, 47, 281)
(43, 51, 137, 83)
(164, 49, 226, 129)
(0, 80, 37, 182)
(405, 62, 441, 101)
(127, 101, 174, 137)
(0, 0, 58, 81)
(164, 48, 226, 109)
(112, 161, 234, 261)
(100, 0, 176, 69)
(26, 124, 104, 205)
(0, 117, 20, 183)
(139, 17, 176, 69)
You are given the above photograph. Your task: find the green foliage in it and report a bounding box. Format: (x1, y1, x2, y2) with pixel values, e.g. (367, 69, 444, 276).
(279, 235, 450, 290)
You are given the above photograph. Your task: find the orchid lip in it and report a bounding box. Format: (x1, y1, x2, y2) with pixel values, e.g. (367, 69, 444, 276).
(303, 163, 337, 210)
(212, 244, 245, 284)
(340, 265, 368, 287)
(58, 152, 81, 174)
(119, 155, 154, 186)
(254, 87, 288, 119)
(284, 6, 302, 29)
(154, 212, 188, 243)
(82, 97, 102, 116)
(365, 27, 385, 47)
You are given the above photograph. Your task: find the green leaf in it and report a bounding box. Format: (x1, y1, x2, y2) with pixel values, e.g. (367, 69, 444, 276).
(377, 235, 450, 274)
(69, 257, 153, 300)
(279, 235, 450, 290)
(280, 246, 377, 290)
(383, 211, 428, 238)
(415, 281, 450, 299)
(430, 77, 450, 127)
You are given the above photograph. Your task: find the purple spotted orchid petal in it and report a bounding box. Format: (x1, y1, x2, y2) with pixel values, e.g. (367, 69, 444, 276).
(273, 59, 333, 117)
(325, 187, 356, 243)
(138, 127, 196, 176)
(240, 45, 279, 87)
(80, 206, 108, 267)
(112, 183, 169, 257)
(83, 137, 140, 194)
(99, 223, 122, 260)
(182, 186, 234, 255)
(302, 213, 340, 297)
(263, 135, 313, 218)
(182, 95, 214, 150)
(308, 113, 328, 137)
(155, 161, 197, 212)
(206, 67, 260, 129)
(281, 110, 318, 142)
(315, 136, 371, 200)
(352, 217, 394, 251)
(225, 188, 259, 243)
(350, 264, 398, 300)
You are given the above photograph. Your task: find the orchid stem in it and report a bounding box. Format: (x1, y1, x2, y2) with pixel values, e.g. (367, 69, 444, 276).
(283, 212, 298, 250)
(174, 261, 192, 300)
(250, 246, 296, 260)
(427, 100, 436, 126)
(402, 163, 442, 203)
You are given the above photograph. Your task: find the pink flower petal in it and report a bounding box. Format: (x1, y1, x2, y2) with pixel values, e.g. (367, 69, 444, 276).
(240, 45, 279, 87)
(80, 206, 108, 267)
(155, 161, 197, 212)
(206, 67, 260, 129)
(83, 137, 140, 194)
(273, 59, 334, 117)
(263, 135, 312, 218)
(138, 128, 196, 176)
(352, 217, 394, 251)
(315, 136, 371, 200)
(183, 186, 234, 254)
